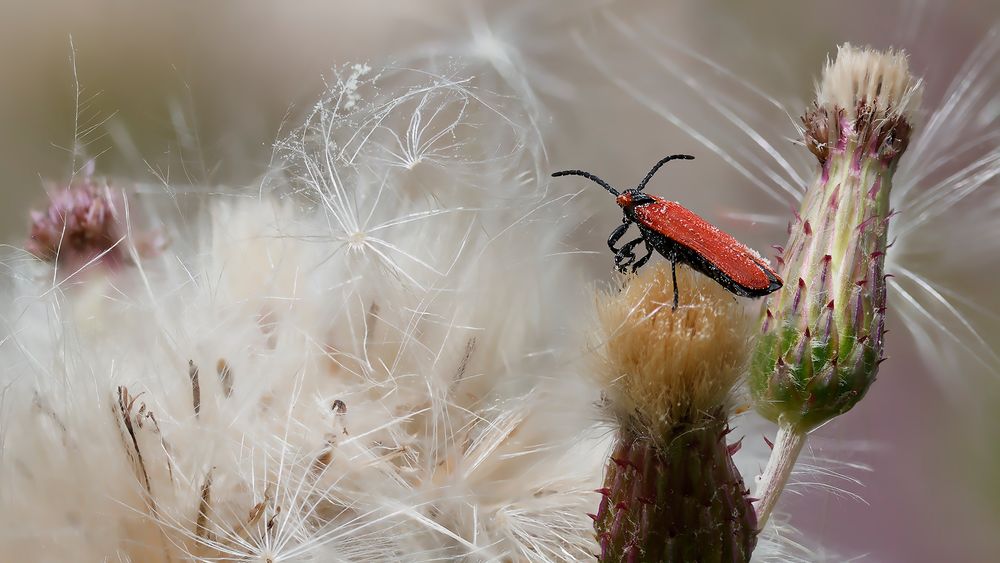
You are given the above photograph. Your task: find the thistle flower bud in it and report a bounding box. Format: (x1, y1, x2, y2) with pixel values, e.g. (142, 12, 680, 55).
(27, 177, 124, 272)
(750, 45, 922, 433)
(593, 264, 756, 562)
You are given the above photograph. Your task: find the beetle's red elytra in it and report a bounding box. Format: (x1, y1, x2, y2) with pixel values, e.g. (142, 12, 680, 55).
(553, 154, 783, 307)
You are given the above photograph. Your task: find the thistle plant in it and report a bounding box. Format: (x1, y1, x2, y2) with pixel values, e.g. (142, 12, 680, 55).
(592, 264, 756, 562)
(750, 45, 922, 526)
(582, 8, 1000, 556)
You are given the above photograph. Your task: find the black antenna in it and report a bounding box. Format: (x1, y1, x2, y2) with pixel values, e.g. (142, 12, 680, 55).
(636, 154, 695, 192)
(551, 169, 619, 196)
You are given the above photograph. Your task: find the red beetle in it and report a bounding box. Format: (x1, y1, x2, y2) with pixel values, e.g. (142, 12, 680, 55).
(553, 154, 782, 307)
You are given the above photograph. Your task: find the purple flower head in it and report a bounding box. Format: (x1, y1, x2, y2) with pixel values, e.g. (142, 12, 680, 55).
(27, 178, 124, 272)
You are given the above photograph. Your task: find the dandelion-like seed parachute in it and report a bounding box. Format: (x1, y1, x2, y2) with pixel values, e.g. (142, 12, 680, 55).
(0, 59, 607, 561)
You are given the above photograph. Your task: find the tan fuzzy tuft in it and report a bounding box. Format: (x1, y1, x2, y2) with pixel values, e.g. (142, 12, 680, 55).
(816, 43, 922, 119)
(595, 263, 752, 437)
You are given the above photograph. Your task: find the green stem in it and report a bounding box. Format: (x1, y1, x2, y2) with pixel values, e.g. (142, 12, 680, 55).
(753, 419, 807, 529)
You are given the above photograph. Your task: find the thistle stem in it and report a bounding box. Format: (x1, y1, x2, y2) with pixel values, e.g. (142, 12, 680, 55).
(753, 419, 807, 529)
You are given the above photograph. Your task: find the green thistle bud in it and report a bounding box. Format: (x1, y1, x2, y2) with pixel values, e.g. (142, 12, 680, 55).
(750, 44, 922, 433)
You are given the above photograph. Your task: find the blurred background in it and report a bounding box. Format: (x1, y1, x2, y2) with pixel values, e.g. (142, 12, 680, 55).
(2, 1, 998, 560)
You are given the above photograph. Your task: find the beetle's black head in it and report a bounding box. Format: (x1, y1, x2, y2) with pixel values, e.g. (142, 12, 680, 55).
(615, 189, 655, 210)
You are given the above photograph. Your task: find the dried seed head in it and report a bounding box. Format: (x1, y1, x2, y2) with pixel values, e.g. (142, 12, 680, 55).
(593, 263, 757, 562)
(595, 263, 752, 439)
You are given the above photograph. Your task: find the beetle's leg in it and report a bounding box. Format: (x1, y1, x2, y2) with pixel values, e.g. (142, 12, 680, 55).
(608, 219, 631, 253)
(630, 239, 654, 273)
(614, 237, 645, 272)
(671, 260, 679, 309)
(614, 238, 641, 270)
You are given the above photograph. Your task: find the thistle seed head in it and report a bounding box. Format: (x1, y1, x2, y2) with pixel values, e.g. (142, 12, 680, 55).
(595, 263, 752, 440)
(593, 263, 758, 562)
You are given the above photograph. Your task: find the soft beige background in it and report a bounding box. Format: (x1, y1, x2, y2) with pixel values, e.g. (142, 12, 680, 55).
(2, 1, 999, 561)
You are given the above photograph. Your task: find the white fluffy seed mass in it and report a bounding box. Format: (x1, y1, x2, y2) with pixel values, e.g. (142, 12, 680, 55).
(594, 263, 753, 437)
(0, 63, 607, 562)
(816, 43, 923, 117)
